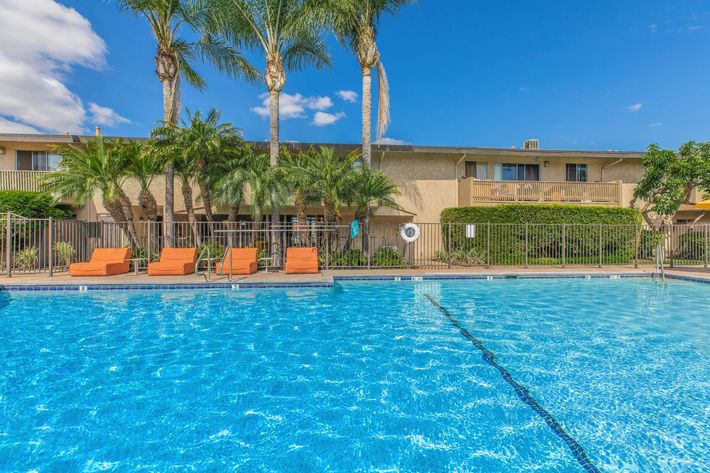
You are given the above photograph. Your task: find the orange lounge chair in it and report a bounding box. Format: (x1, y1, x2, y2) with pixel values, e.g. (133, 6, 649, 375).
(285, 247, 319, 274)
(69, 248, 131, 277)
(148, 248, 197, 276)
(216, 248, 258, 275)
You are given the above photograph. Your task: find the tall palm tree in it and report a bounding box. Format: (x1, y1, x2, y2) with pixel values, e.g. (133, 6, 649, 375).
(177, 108, 243, 223)
(116, 0, 258, 246)
(42, 138, 141, 247)
(324, 0, 413, 166)
(124, 142, 162, 221)
(211, 0, 330, 247)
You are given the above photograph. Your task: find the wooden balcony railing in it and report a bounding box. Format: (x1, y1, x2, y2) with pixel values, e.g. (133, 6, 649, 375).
(0, 170, 51, 192)
(469, 179, 621, 205)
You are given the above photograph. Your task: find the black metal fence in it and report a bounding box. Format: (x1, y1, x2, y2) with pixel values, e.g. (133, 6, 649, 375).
(1, 213, 708, 275)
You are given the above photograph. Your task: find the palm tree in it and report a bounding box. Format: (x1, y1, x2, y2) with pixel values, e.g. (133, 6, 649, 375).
(177, 108, 243, 223)
(124, 142, 162, 221)
(42, 138, 141, 247)
(116, 0, 258, 246)
(211, 0, 330, 247)
(324, 0, 413, 166)
(296, 147, 359, 223)
(280, 148, 319, 227)
(213, 143, 257, 222)
(344, 166, 401, 250)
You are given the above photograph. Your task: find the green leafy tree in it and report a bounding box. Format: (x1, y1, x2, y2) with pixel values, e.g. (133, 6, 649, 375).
(116, 0, 258, 245)
(42, 138, 140, 246)
(634, 142, 710, 227)
(213, 143, 258, 222)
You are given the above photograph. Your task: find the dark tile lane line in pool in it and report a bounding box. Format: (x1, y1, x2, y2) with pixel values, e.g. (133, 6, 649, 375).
(423, 294, 601, 473)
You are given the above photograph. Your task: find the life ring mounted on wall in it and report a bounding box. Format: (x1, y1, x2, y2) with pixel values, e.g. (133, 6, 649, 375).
(400, 223, 421, 243)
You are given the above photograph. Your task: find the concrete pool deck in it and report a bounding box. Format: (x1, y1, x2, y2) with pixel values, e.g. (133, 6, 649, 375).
(1, 265, 708, 288)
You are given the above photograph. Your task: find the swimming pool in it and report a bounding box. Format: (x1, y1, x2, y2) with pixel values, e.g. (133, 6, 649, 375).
(0, 278, 707, 471)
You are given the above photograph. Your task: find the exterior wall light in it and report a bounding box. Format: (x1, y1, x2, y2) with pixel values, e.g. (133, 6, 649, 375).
(0, 146, 5, 155)
(543, 160, 550, 167)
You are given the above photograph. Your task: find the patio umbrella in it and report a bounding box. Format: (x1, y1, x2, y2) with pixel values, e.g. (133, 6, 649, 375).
(694, 200, 710, 210)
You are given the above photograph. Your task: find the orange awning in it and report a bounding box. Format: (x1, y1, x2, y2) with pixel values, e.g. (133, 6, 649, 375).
(694, 200, 710, 210)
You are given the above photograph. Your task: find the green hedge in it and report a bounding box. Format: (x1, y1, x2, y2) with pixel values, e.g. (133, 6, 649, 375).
(439, 205, 643, 265)
(0, 191, 71, 219)
(441, 204, 642, 225)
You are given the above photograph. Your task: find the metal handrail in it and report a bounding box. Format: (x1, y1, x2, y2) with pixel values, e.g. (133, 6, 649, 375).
(195, 245, 210, 279)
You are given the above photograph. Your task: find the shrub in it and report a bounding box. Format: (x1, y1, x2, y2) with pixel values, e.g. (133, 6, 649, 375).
(372, 247, 404, 268)
(197, 242, 225, 263)
(327, 249, 367, 267)
(441, 204, 642, 226)
(54, 241, 75, 267)
(676, 230, 707, 261)
(14, 247, 39, 270)
(439, 205, 643, 265)
(0, 191, 71, 219)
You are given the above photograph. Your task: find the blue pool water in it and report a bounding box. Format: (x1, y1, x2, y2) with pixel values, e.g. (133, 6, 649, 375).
(0, 278, 708, 472)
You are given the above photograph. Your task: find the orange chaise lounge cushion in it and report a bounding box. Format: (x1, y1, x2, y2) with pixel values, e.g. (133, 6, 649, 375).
(148, 248, 198, 276)
(69, 248, 131, 277)
(285, 247, 319, 274)
(216, 248, 258, 275)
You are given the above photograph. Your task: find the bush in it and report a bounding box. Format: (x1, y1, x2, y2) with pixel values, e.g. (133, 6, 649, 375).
(676, 230, 707, 261)
(54, 241, 75, 267)
(372, 247, 404, 268)
(0, 191, 71, 219)
(439, 205, 643, 265)
(327, 249, 367, 267)
(14, 247, 39, 270)
(441, 204, 642, 225)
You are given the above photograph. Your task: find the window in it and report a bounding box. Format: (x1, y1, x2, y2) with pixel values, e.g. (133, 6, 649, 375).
(16, 151, 61, 171)
(464, 161, 488, 179)
(498, 163, 539, 181)
(566, 164, 588, 182)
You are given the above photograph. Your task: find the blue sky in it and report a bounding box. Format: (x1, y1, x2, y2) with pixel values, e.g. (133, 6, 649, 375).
(1, 0, 710, 151)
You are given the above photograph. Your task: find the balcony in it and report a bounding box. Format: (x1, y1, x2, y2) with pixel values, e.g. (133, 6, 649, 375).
(461, 178, 622, 206)
(0, 170, 50, 192)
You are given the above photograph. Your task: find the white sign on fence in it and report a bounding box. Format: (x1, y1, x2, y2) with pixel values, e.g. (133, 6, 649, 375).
(466, 224, 476, 238)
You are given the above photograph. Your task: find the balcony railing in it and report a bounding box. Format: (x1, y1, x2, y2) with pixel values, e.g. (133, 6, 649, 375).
(468, 179, 621, 205)
(0, 170, 50, 192)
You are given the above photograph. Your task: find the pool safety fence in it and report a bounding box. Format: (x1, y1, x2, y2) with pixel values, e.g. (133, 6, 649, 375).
(1, 213, 708, 275)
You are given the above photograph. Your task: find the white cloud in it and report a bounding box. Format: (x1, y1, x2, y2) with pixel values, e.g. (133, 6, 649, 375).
(626, 103, 643, 112)
(0, 116, 39, 134)
(336, 90, 358, 103)
(648, 122, 663, 128)
(313, 111, 345, 127)
(0, 0, 129, 133)
(251, 93, 334, 119)
(89, 102, 130, 127)
(648, 24, 658, 34)
(379, 137, 409, 145)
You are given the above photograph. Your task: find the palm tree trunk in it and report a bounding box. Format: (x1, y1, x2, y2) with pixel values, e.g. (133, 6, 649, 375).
(362, 68, 372, 167)
(294, 191, 309, 245)
(181, 179, 201, 246)
(138, 188, 158, 221)
(227, 202, 240, 222)
(162, 77, 180, 247)
(269, 89, 281, 264)
(199, 184, 215, 223)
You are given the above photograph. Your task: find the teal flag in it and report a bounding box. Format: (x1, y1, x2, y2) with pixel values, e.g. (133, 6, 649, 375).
(350, 220, 360, 239)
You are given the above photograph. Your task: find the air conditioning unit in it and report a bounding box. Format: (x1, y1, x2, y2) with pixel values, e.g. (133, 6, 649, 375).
(523, 139, 540, 150)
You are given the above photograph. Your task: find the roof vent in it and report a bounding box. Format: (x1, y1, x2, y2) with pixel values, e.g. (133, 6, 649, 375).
(523, 139, 540, 150)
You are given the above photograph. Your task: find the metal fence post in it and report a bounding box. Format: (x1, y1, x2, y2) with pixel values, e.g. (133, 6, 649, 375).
(598, 223, 603, 268)
(524, 223, 529, 269)
(48, 217, 54, 277)
(668, 225, 674, 268)
(5, 213, 11, 278)
(705, 224, 709, 269)
(561, 223, 566, 268)
(447, 223, 452, 269)
(325, 227, 330, 270)
(486, 222, 491, 268)
(634, 225, 639, 269)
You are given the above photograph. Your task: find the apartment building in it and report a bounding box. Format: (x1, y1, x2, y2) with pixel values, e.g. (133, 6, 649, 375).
(0, 133, 706, 224)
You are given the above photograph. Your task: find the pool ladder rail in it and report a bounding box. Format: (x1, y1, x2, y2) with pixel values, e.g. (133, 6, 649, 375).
(656, 244, 666, 284)
(195, 245, 229, 282)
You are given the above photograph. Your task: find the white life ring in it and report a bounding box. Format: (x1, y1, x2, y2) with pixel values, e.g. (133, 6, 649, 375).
(400, 223, 421, 243)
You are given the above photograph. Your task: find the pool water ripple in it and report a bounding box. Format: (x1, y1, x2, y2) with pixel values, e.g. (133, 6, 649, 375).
(0, 279, 707, 472)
